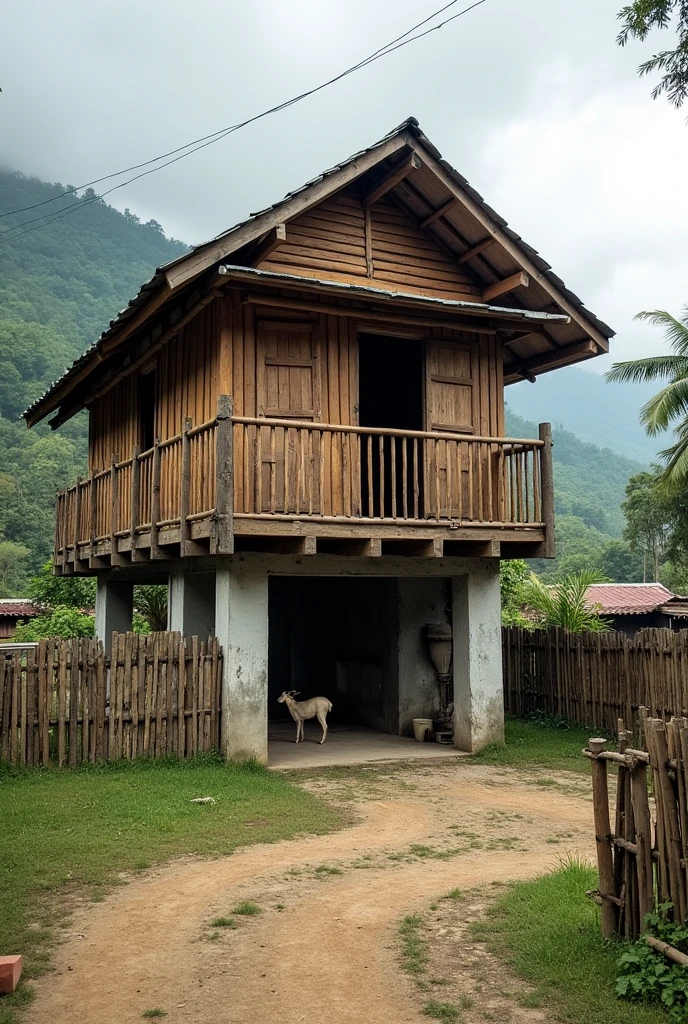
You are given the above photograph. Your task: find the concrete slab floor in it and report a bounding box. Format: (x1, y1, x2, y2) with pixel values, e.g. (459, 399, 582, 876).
(268, 721, 469, 769)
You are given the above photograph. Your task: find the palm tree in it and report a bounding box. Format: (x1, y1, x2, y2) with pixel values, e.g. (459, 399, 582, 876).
(606, 307, 688, 489)
(521, 568, 611, 633)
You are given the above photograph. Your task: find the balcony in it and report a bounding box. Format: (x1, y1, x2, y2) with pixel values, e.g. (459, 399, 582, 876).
(54, 397, 553, 572)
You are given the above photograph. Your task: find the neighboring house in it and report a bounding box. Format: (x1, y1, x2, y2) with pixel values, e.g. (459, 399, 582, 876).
(23, 118, 613, 763)
(586, 583, 688, 635)
(0, 600, 38, 640)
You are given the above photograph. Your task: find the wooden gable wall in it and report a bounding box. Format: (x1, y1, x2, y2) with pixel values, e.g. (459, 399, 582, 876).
(87, 183, 505, 473)
(258, 186, 482, 301)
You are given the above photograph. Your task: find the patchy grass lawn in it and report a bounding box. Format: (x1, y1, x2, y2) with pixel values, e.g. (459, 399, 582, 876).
(475, 860, 667, 1024)
(472, 716, 607, 774)
(0, 753, 339, 1022)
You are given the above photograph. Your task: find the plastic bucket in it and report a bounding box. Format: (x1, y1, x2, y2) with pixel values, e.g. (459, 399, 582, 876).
(412, 718, 433, 742)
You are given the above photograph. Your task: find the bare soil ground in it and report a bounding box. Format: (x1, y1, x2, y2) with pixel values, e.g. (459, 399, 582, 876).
(27, 761, 595, 1024)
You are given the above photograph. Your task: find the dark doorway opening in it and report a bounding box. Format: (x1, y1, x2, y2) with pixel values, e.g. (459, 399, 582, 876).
(268, 576, 399, 735)
(357, 333, 424, 518)
(139, 369, 157, 452)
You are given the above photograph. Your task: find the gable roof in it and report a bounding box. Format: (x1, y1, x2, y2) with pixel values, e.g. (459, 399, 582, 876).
(585, 583, 682, 616)
(24, 117, 614, 428)
(0, 599, 38, 620)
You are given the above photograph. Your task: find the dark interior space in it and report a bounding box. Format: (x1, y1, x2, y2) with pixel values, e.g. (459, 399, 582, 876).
(358, 333, 424, 517)
(139, 369, 157, 452)
(268, 576, 399, 733)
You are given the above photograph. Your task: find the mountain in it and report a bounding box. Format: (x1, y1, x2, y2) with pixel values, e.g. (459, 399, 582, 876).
(0, 168, 188, 594)
(507, 365, 661, 465)
(505, 407, 645, 537)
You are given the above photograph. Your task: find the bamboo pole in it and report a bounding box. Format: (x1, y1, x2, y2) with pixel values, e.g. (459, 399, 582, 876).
(589, 737, 618, 937)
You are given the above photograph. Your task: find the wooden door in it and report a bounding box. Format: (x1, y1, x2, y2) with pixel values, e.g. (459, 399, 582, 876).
(424, 340, 477, 519)
(256, 321, 322, 513)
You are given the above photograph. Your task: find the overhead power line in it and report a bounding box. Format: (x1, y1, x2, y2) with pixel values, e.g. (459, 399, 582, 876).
(0, 0, 489, 244)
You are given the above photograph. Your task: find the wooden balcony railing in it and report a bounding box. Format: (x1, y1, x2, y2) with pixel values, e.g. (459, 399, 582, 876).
(54, 395, 553, 569)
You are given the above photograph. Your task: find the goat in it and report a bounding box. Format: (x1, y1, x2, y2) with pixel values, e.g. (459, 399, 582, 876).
(277, 690, 332, 744)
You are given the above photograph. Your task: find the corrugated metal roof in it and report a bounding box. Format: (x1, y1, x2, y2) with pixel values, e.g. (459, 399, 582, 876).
(0, 600, 38, 618)
(586, 584, 677, 616)
(24, 116, 615, 425)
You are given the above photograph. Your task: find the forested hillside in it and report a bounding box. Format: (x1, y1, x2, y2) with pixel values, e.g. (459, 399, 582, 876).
(0, 169, 188, 594)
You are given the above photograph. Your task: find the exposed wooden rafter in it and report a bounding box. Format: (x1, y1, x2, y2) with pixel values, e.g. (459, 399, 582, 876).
(457, 237, 496, 264)
(363, 153, 422, 207)
(419, 197, 459, 229)
(504, 339, 598, 383)
(482, 272, 529, 304)
(249, 224, 287, 266)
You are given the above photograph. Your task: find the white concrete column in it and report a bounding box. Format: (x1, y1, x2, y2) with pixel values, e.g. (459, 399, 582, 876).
(215, 566, 269, 763)
(452, 563, 504, 752)
(167, 570, 216, 639)
(95, 577, 134, 656)
(397, 578, 449, 735)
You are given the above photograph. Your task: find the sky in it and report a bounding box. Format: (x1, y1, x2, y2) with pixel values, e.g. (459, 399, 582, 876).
(1, 0, 687, 373)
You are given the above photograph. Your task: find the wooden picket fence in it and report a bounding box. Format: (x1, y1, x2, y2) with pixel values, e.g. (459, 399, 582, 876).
(0, 632, 222, 767)
(586, 713, 688, 958)
(503, 626, 688, 734)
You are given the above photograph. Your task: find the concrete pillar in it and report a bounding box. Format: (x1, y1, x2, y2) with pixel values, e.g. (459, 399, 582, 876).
(167, 570, 216, 639)
(452, 563, 504, 752)
(397, 578, 449, 735)
(215, 566, 269, 763)
(95, 577, 134, 655)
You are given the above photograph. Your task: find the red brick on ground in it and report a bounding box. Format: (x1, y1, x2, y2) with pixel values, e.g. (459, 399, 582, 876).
(0, 955, 22, 993)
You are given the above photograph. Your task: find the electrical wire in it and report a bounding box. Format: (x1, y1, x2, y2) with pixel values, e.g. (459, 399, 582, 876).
(0, 0, 489, 243)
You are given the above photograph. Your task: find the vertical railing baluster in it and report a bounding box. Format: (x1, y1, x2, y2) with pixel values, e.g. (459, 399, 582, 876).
(378, 435, 385, 519)
(367, 434, 373, 518)
(391, 435, 397, 520)
(402, 437, 408, 519)
(413, 437, 419, 520)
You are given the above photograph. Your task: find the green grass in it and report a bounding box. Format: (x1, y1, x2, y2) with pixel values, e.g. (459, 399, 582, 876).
(210, 916, 237, 929)
(399, 914, 428, 977)
(472, 717, 607, 773)
(142, 1011, 167, 1020)
(475, 860, 668, 1023)
(0, 753, 338, 1013)
(231, 901, 261, 916)
(422, 1000, 461, 1021)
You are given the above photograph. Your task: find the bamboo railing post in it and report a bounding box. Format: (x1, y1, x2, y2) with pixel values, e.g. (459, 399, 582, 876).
(589, 737, 618, 937)
(631, 751, 655, 930)
(180, 418, 192, 556)
(130, 445, 141, 561)
(652, 719, 687, 922)
(150, 438, 163, 560)
(214, 395, 234, 555)
(538, 423, 555, 557)
(73, 477, 83, 568)
(89, 469, 98, 566)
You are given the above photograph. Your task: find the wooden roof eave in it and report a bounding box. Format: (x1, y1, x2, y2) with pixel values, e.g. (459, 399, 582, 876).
(397, 129, 610, 354)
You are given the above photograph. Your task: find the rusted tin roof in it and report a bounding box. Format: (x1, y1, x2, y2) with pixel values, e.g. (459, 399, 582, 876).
(585, 584, 681, 616)
(0, 599, 38, 619)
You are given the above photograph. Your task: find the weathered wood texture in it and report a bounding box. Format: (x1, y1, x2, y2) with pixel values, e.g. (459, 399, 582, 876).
(258, 187, 483, 301)
(586, 716, 688, 940)
(503, 627, 688, 734)
(0, 634, 222, 766)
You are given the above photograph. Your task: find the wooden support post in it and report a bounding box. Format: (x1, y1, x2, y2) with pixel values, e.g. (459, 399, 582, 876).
(180, 418, 192, 556)
(130, 445, 145, 562)
(539, 423, 555, 558)
(89, 470, 97, 565)
(150, 438, 165, 561)
(589, 737, 618, 938)
(214, 395, 234, 555)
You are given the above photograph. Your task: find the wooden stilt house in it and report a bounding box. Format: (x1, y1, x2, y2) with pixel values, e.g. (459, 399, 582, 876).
(25, 118, 614, 762)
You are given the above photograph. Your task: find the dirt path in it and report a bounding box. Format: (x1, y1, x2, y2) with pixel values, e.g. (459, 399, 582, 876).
(28, 763, 595, 1024)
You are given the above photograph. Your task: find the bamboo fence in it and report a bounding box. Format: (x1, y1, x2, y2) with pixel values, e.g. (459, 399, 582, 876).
(0, 632, 222, 767)
(586, 713, 688, 953)
(503, 626, 688, 734)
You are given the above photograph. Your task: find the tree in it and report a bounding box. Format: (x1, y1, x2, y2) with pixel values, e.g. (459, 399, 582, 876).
(0, 540, 30, 597)
(499, 560, 531, 627)
(599, 540, 646, 583)
(521, 568, 612, 633)
(13, 606, 95, 642)
(617, 1, 688, 108)
(622, 470, 673, 580)
(28, 560, 96, 610)
(607, 309, 688, 490)
(133, 585, 168, 632)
